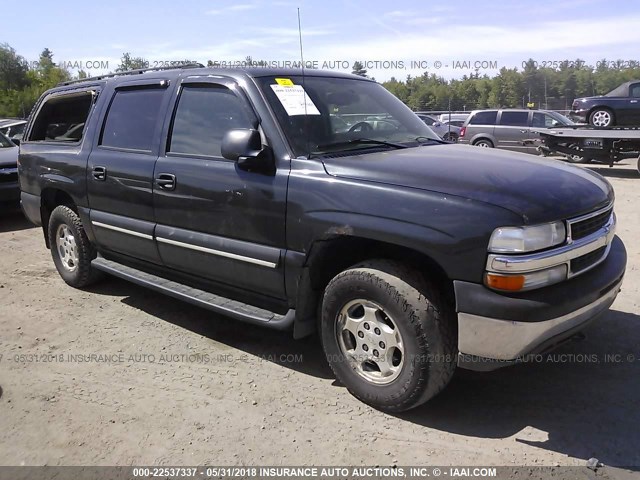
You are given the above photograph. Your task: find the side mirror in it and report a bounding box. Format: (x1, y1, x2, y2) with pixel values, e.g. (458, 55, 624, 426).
(221, 129, 274, 173)
(11, 138, 20, 146)
(433, 122, 442, 127)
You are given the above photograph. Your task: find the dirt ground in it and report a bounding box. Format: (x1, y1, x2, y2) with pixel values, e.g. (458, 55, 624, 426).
(0, 159, 639, 472)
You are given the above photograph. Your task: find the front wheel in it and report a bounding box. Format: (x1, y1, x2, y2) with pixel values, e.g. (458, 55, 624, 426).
(48, 205, 102, 288)
(320, 260, 457, 412)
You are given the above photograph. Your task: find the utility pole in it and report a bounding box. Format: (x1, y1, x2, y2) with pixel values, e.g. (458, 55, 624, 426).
(448, 97, 451, 137)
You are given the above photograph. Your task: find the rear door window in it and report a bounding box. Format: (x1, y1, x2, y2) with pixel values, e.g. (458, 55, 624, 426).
(630, 83, 640, 98)
(469, 111, 497, 125)
(499, 111, 529, 126)
(28, 91, 94, 142)
(100, 88, 166, 151)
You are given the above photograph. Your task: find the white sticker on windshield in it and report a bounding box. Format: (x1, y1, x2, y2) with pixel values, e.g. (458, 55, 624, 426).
(270, 84, 321, 116)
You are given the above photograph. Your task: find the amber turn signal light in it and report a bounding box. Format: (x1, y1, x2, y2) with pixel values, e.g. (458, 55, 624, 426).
(485, 273, 526, 291)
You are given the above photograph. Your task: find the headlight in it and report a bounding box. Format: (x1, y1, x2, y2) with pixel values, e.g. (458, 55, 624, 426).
(488, 221, 566, 253)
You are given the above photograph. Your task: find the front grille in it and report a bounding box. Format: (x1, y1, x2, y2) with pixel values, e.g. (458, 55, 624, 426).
(570, 209, 612, 241)
(570, 246, 607, 274)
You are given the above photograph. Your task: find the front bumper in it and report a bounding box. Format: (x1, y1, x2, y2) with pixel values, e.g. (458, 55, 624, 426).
(455, 235, 626, 370)
(569, 109, 589, 123)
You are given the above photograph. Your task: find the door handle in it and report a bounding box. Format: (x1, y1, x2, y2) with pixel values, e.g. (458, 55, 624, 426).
(155, 173, 176, 191)
(631, 100, 638, 103)
(92, 166, 107, 181)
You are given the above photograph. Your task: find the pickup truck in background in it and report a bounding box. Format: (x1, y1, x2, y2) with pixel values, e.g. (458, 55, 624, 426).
(18, 66, 627, 412)
(571, 80, 640, 127)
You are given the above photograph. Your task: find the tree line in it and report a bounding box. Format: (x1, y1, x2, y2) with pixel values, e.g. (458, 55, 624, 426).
(381, 60, 640, 112)
(2, 43, 640, 118)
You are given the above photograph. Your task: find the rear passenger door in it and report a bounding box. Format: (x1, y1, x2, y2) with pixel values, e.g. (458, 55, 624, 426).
(152, 76, 288, 299)
(495, 111, 531, 153)
(87, 78, 174, 264)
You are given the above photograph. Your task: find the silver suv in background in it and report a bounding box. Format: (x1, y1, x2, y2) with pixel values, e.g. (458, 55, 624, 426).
(416, 114, 461, 142)
(458, 109, 574, 154)
(0, 119, 27, 142)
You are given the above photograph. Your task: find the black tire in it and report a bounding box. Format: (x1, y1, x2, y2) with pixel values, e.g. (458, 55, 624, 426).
(565, 144, 592, 164)
(637, 156, 640, 175)
(473, 138, 493, 148)
(443, 133, 458, 143)
(320, 260, 457, 412)
(589, 108, 615, 128)
(48, 205, 102, 288)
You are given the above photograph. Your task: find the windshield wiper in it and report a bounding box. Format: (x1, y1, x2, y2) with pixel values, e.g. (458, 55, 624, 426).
(415, 136, 449, 145)
(315, 138, 409, 153)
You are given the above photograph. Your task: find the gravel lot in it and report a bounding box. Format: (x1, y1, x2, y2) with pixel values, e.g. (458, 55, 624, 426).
(0, 159, 639, 472)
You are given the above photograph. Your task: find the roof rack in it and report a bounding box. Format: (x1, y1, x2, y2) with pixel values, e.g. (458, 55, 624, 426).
(57, 63, 205, 87)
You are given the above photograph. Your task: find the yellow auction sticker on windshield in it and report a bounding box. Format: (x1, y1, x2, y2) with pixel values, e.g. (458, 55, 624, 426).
(270, 84, 321, 116)
(275, 78, 294, 86)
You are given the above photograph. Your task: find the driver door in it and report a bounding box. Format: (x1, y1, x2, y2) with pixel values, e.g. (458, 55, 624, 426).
(152, 76, 288, 299)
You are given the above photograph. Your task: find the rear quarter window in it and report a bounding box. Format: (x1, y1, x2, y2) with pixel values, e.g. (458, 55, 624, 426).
(28, 91, 94, 142)
(469, 111, 497, 125)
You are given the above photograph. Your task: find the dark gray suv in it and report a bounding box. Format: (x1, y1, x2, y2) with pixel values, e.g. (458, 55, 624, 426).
(18, 66, 626, 412)
(458, 109, 574, 154)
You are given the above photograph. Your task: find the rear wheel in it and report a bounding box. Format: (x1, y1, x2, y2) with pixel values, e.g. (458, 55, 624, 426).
(565, 143, 592, 164)
(320, 260, 457, 412)
(48, 205, 102, 288)
(473, 139, 493, 148)
(443, 132, 458, 143)
(589, 108, 615, 127)
(637, 156, 640, 175)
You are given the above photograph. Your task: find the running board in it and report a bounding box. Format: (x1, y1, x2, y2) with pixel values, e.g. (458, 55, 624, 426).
(91, 257, 295, 330)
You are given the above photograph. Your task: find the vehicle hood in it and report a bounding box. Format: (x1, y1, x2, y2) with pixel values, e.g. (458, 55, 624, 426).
(321, 144, 613, 224)
(0, 146, 18, 168)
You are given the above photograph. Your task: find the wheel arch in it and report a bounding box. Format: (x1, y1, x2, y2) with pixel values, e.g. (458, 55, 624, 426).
(292, 234, 455, 339)
(40, 188, 78, 248)
(471, 135, 495, 147)
(588, 105, 615, 123)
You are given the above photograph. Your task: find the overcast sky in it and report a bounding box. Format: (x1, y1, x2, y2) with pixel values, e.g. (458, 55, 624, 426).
(4, 0, 640, 81)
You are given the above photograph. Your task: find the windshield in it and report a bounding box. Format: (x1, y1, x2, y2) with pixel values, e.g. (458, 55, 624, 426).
(605, 83, 628, 97)
(256, 75, 440, 157)
(0, 131, 15, 148)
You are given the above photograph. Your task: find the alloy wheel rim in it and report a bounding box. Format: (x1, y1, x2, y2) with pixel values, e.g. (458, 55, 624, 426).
(336, 299, 405, 385)
(56, 224, 79, 272)
(592, 111, 611, 127)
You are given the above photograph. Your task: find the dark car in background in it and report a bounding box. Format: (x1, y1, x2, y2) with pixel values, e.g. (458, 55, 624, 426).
(0, 131, 20, 207)
(458, 108, 575, 154)
(571, 80, 640, 127)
